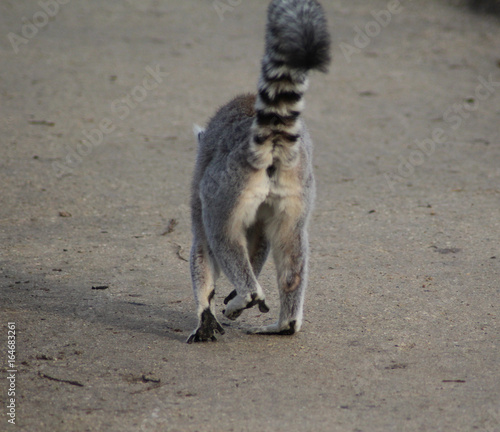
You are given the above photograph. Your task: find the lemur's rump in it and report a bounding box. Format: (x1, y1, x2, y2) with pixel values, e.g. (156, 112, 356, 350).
(187, 0, 330, 343)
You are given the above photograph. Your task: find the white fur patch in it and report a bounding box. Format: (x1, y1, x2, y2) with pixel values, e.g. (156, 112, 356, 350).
(193, 124, 205, 141)
(259, 76, 309, 99)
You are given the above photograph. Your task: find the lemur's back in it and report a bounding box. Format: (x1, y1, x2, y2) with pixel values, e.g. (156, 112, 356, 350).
(188, 0, 330, 343)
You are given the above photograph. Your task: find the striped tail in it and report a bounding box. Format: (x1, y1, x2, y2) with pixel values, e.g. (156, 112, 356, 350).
(252, 0, 331, 149)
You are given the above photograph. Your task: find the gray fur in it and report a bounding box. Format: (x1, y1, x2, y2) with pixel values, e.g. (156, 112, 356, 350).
(187, 0, 330, 343)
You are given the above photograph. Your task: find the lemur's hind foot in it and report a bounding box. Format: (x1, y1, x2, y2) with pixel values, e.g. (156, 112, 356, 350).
(247, 320, 298, 336)
(186, 308, 225, 343)
(222, 291, 270, 320)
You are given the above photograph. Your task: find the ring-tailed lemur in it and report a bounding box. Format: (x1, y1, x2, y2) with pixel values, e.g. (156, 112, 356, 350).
(187, 0, 331, 343)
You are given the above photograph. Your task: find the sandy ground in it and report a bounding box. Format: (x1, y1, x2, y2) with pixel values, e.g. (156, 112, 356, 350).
(1, 0, 499, 431)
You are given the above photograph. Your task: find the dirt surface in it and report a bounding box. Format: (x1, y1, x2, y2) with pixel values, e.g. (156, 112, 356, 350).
(1, 1, 499, 431)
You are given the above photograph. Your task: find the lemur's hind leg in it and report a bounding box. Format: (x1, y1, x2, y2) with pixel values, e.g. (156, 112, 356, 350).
(217, 234, 270, 319)
(249, 226, 309, 336)
(224, 221, 271, 314)
(187, 241, 225, 343)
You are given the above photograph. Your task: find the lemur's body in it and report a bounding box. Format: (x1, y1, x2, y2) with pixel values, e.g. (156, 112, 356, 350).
(187, 0, 330, 343)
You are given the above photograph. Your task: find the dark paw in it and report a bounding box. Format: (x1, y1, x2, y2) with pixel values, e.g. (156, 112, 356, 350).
(223, 291, 270, 318)
(246, 293, 270, 313)
(275, 320, 296, 335)
(186, 309, 225, 343)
